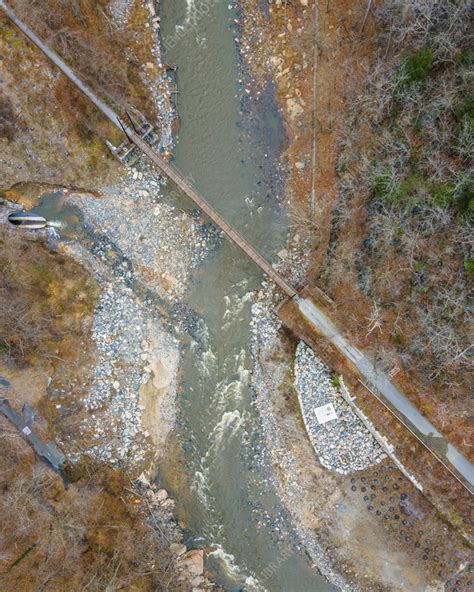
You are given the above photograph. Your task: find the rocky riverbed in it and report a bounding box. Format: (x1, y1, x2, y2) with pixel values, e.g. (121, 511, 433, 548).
(57, 274, 179, 469)
(250, 286, 351, 590)
(50, 163, 219, 473)
(44, 151, 220, 476)
(49, 124, 218, 591)
(69, 163, 220, 302)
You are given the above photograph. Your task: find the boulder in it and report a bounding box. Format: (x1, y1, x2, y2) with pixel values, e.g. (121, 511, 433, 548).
(181, 549, 204, 576)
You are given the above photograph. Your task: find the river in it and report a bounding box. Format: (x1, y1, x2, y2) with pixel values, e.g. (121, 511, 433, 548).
(158, 1, 334, 590)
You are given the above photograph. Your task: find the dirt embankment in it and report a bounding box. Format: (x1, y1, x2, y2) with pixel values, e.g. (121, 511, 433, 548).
(0, 8, 117, 189)
(237, 0, 375, 219)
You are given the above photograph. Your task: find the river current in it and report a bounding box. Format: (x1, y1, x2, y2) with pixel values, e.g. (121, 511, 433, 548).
(158, 2, 334, 590)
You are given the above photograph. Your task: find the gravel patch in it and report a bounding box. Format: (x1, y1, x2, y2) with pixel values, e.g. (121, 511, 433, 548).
(64, 279, 178, 468)
(295, 341, 386, 474)
(109, 0, 133, 25)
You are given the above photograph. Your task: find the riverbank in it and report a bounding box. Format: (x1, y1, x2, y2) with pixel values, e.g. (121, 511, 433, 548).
(0, 0, 219, 587)
(0, 204, 211, 590)
(250, 285, 472, 590)
(238, 0, 473, 589)
(235, 0, 473, 462)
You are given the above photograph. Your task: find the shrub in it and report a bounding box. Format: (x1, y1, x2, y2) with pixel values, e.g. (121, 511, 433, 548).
(455, 51, 474, 68)
(457, 116, 473, 159)
(454, 175, 474, 224)
(0, 95, 18, 142)
(433, 184, 456, 208)
(464, 258, 474, 276)
(398, 48, 434, 88)
(455, 95, 474, 123)
(413, 260, 425, 273)
(398, 173, 431, 207)
(0, 228, 97, 362)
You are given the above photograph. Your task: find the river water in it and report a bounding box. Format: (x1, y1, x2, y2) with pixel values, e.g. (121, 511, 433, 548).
(158, 2, 334, 590)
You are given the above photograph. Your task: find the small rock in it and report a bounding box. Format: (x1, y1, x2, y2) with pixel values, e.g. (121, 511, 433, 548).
(162, 498, 176, 509)
(155, 488, 168, 502)
(286, 98, 304, 119)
